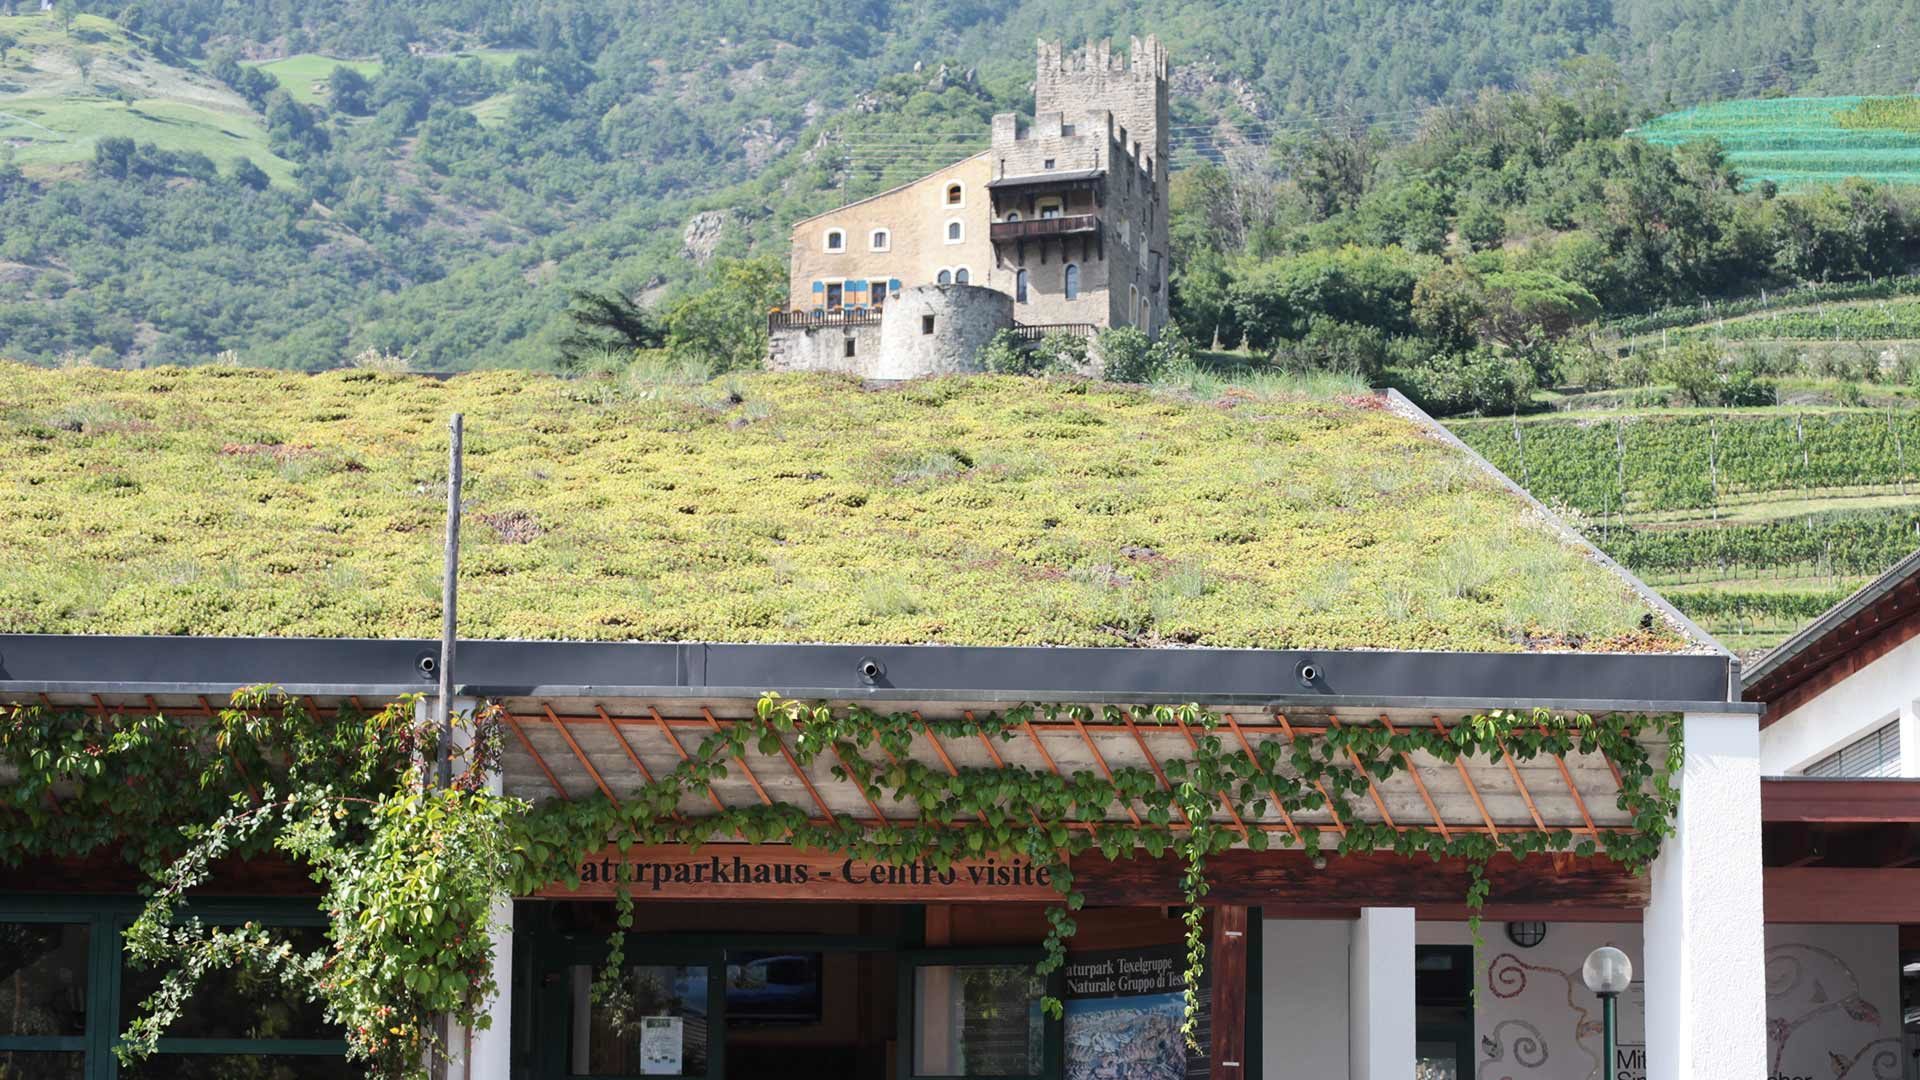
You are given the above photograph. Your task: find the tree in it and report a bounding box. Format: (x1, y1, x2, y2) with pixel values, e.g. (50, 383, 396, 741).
(54, 0, 76, 35)
(92, 135, 134, 179)
(556, 288, 665, 371)
(69, 46, 92, 81)
(328, 65, 372, 116)
(228, 157, 271, 191)
(0, 31, 18, 63)
(665, 256, 786, 373)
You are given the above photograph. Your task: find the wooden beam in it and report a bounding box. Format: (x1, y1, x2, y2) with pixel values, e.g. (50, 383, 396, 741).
(1761, 777, 1920, 822)
(1209, 906, 1249, 1080)
(1765, 866, 1920, 923)
(538, 846, 1651, 908)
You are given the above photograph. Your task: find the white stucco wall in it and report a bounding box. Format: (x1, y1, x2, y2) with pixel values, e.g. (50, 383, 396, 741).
(1407, 922, 1902, 1080)
(1261, 919, 1351, 1080)
(1759, 633, 1920, 776)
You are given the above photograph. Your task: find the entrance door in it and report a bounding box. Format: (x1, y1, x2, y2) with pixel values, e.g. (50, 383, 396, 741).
(1415, 945, 1475, 1080)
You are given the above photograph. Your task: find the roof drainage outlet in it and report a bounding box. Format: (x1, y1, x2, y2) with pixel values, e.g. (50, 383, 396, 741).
(1296, 661, 1321, 689)
(858, 658, 885, 685)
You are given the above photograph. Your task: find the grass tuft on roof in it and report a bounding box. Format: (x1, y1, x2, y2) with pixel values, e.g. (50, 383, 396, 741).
(0, 363, 1684, 652)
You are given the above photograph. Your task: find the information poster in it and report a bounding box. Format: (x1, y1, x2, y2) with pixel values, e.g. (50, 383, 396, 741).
(639, 1015, 683, 1076)
(1063, 945, 1208, 1080)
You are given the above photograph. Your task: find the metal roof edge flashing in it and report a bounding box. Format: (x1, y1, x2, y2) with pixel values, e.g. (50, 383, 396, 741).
(0, 635, 1740, 711)
(1382, 389, 1731, 660)
(1741, 545, 1920, 692)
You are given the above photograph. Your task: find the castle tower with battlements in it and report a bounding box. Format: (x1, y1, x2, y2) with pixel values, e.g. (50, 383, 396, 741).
(776, 38, 1171, 376)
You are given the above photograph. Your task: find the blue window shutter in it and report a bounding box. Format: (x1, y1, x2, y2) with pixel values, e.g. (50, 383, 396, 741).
(849, 279, 868, 291)
(812, 281, 825, 293)
(890, 278, 902, 291)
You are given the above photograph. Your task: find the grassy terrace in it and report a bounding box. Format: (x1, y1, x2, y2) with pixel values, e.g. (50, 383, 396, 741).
(0, 364, 1685, 652)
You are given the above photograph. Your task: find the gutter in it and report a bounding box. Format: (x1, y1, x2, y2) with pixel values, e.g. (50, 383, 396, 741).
(0, 634, 1749, 714)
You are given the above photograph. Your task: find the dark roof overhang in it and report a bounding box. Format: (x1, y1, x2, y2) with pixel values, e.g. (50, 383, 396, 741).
(986, 169, 1103, 191)
(0, 634, 1745, 713)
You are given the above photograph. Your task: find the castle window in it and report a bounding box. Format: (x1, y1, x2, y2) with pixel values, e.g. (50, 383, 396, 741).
(827, 282, 844, 309)
(1043, 158, 1055, 170)
(945, 182, 964, 207)
(954, 268, 970, 285)
(869, 228, 890, 252)
(844, 337, 858, 358)
(1061, 123, 1076, 137)
(1064, 263, 1079, 300)
(1130, 284, 1140, 326)
(922, 315, 936, 335)
(936, 269, 952, 285)
(1039, 200, 1061, 220)
(1016, 269, 1029, 304)
(824, 229, 845, 252)
(944, 219, 963, 244)
(1006, 211, 1020, 222)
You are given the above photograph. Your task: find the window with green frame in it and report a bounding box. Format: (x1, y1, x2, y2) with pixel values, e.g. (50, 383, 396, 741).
(0, 898, 352, 1080)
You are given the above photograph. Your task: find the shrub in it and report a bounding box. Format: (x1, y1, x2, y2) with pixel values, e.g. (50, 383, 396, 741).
(1388, 346, 1534, 416)
(1269, 316, 1390, 382)
(1094, 327, 1196, 384)
(1035, 331, 1090, 374)
(1653, 341, 1778, 406)
(976, 329, 1031, 374)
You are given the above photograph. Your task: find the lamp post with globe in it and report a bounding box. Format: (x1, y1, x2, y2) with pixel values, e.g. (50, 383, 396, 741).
(1582, 946, 1633, 1079)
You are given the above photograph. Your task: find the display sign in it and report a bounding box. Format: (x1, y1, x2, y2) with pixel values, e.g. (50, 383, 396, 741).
(544, 845, 1059, 902)
(639, 1016, 683, 1076)
(1063, 944, 1208, 1080)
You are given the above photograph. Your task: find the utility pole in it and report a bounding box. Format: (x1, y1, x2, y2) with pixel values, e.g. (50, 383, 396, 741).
(436, 413, 464, 788)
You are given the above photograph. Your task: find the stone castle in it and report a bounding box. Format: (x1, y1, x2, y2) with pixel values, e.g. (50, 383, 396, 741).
(768, 37, 1172, 378)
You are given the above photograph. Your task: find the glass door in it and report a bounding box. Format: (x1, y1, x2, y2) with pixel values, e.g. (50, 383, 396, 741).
(556, 947, 725, 1080)
(896, 950, 1059, 1080)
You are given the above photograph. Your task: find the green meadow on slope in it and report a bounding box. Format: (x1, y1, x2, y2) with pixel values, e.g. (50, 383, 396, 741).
(0, 13, 295, 183)
(1637, 96, 1920, 190)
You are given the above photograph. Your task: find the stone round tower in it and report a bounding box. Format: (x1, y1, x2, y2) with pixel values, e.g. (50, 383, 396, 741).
(873, 284, 1013, 380)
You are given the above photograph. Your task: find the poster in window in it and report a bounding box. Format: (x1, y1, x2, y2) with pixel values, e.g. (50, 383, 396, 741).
(1063, 944, 1207, 1080)
(640, 1015, 684, 1076)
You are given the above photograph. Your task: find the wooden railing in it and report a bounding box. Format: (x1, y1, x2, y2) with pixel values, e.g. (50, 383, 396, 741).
(990, 215, 1099, 242)
(768, 308, 883, 332)
(1011, 323, 1097, 341)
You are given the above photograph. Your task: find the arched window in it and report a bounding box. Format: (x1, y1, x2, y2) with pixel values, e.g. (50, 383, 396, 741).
(945, 182, 964, 207)
(823, 229, 845, 252)
(936, 269, 952, 285)
(954, 268, 970, 285)
(869, 228, 890, 252)
(1130, 284, 1140, 326)
(1016, 269, 1029, 304)
(944, 219, 963, 244)
(1064, 264, 1079, 301)
(1006, 211, 1021, 222)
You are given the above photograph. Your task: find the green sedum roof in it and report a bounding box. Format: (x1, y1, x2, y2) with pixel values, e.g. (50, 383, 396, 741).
(0, 364, 1685, 652)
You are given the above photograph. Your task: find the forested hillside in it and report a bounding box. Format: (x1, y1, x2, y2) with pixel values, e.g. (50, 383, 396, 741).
(1, 0, 1919, 369)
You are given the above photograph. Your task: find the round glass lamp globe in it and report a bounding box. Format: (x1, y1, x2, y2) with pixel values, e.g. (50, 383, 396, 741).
(1582, 946, 1633, 995)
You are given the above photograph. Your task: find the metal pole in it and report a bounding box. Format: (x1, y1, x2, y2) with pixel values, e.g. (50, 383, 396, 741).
(1601, 990, 1617, 1080)
(436, 413, 464, 789)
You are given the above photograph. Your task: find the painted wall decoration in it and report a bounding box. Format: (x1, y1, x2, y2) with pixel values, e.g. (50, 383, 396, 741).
(1417, 923, 1900, 1080)
(1765, 939, 1903, 1080)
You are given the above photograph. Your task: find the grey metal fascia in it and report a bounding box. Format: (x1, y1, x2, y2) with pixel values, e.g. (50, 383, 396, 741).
(1742, 545, 1920, 691)
(1384, 390, 1732, 666)
(0, 634, 1743, 712)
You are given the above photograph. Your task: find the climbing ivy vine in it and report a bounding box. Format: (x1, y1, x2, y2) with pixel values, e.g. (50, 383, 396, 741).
(0, 690, 1682, 1079)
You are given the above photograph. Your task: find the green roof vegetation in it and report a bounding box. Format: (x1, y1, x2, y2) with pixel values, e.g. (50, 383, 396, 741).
(0, 363, 1686, 652)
